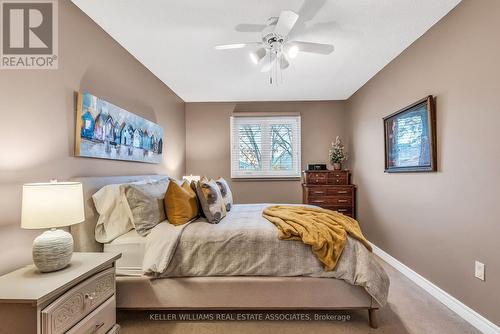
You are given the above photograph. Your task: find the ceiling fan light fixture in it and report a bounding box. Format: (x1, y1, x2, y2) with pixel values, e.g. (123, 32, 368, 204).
(280, 55, 290, 69)
(249, 48, 266, 64)
(287, 45, 299, 59)
(215, 7, 335, 86)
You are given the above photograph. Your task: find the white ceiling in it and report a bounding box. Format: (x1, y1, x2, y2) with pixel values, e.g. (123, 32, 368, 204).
(71, 0, 460, 102)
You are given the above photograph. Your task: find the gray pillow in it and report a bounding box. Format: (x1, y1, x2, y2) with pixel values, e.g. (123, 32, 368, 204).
(195, 179, 227, 224)
(121, 179, 169, 236)
(215, 177, 233, 211)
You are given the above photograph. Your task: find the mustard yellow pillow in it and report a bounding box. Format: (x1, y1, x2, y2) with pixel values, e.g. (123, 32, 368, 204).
(164, 181, 199, 226)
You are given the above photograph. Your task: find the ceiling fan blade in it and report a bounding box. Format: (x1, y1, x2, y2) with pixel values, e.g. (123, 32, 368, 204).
(274, 10, 299, 37)
(235, 24, 267, 32)
(214, 42, 261, 50)
(291, 41, 334, 55)
(287, 0, 328, 39)
(297, 0, 327, 22)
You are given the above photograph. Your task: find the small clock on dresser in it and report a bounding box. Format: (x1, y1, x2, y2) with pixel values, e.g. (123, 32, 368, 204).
(302, 170, 356, 218)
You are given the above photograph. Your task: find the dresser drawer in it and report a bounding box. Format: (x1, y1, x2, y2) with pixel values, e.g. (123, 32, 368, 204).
(307, 188, 329, 196)
(309, 197, 353, 207)
(67, 295, 115, 334)
(330, 207, 354, 217)
(326, 187, 353, 196)
(307, 186, 353, 197)
(308, 197, 331, 206)
(328, 174, 348, 185)
(305, 172, 328, 185)
(107, 324, 121, 334)
(42, 267, 115, 334)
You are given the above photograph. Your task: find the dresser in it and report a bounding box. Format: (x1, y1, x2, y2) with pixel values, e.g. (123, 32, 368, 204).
(0, 252, 121, 334)
(302, 170, 356, 218)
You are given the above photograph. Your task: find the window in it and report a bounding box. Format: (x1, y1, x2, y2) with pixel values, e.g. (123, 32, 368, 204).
(230, 115, 301, 179)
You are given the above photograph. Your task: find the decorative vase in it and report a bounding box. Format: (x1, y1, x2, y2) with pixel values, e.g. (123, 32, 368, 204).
(333, 162, 342, 170)
(32, 229, 73, 272)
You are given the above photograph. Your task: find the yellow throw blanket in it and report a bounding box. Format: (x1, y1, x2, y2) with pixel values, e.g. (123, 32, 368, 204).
(262, 205, 372, 271)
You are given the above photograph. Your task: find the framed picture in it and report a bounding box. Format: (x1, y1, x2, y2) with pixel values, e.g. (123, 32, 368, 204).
(384, 96, 436, 173)
(75, 91, 164, 164)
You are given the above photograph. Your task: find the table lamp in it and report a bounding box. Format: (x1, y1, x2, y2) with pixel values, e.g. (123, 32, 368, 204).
(21, 181, 85, 273)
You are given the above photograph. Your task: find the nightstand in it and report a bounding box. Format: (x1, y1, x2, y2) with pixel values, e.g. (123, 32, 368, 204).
(0, 252, 121, 334)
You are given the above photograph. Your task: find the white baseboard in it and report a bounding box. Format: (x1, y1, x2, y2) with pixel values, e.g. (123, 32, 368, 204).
(372, 244, 500, 334)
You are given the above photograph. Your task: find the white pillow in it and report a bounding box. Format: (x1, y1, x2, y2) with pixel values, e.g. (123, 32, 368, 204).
(93, 179, 152, 243)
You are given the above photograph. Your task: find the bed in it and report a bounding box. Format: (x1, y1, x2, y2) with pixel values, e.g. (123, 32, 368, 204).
(70, 175, 386, 328)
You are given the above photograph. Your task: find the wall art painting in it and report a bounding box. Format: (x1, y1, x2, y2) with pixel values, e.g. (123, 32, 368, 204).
(384, 96, 436, 172)
(75, 91, 163, 164)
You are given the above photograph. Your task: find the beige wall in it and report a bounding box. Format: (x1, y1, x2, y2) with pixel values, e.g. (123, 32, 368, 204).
(185, 101, 349, 204)
(0, 0, 185, 275)
(2, 0, 498, 326)
(347, 0, 500, 326)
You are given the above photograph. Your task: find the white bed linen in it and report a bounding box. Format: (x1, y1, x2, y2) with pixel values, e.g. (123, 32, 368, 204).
(143, 204, 389, 306)
(103, 229, 148, 276)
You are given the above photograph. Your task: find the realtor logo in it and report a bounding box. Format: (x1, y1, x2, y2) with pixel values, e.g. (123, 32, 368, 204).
(1, 0, 58, 69)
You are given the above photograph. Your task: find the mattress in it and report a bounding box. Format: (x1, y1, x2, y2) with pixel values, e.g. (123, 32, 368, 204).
(103, 229, 147, 276)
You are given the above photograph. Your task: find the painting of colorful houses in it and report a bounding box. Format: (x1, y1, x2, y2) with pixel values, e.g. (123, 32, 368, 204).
(75, 91, 164, 163)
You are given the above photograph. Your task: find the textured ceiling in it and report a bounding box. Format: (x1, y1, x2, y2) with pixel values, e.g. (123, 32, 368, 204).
(71, 0, 461, 102)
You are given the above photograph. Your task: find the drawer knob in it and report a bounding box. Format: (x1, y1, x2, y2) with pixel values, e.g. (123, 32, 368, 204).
(85, 292, 96, 301)
(338, 200, 348, 203)
(314, 191, 325, 194)
(337, 191, 347, 194)
(338, 209, 347, 212)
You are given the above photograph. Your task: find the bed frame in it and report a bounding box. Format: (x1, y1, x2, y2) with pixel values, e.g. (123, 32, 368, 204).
(70, 175, 379, 328)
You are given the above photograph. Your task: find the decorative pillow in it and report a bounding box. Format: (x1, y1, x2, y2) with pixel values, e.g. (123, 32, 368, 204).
(121, 179, 169, 236)
(195, 178, 227, 224)
(215, 177, 233, 211)
(92, 179, 148, 243)
(190, 176, 208, 218)
(164, 181, 199, 226)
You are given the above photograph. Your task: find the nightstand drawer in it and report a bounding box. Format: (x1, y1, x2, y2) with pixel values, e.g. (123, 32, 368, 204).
(42, 267, 115, 334)
(107, 324, 121, 334)
(67, 295, 115, 334)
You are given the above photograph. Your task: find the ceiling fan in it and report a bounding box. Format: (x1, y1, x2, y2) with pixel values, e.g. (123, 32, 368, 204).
(214, 9, 335, 85)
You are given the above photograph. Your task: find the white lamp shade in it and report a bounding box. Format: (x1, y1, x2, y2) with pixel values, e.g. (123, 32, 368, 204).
(21, 182, 85, 229)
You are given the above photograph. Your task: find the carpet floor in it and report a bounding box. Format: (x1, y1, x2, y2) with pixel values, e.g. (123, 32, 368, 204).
(117, 257, 480, 334)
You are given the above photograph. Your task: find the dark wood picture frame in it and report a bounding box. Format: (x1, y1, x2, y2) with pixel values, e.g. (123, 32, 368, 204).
(383, 96, 437, 173)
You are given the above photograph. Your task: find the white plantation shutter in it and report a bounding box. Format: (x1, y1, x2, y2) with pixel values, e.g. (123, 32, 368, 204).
(230, 115, 301, 178)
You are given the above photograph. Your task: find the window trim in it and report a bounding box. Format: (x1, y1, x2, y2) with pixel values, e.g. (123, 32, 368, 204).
(230, 115, 302, 180)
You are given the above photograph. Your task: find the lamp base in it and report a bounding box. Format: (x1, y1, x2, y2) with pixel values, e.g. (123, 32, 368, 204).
(32, 229, 73, 273)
